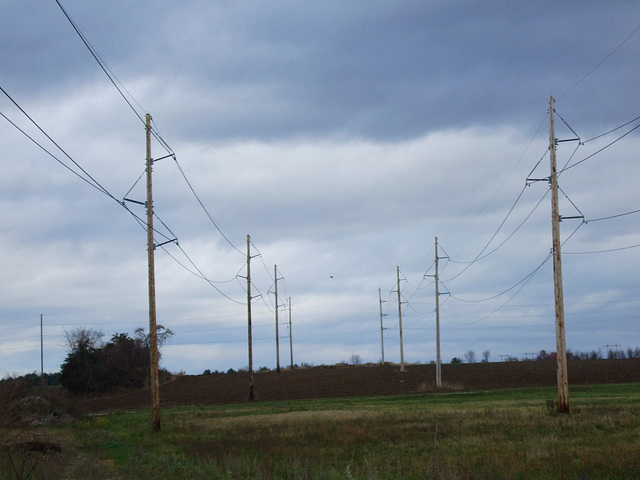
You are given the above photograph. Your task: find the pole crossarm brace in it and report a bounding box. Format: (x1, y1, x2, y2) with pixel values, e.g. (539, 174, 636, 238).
(526, 177, 549, 185)
(123, 197, 146, 206)
(152, 153, 176, 163)
(155, 238, 177, 249)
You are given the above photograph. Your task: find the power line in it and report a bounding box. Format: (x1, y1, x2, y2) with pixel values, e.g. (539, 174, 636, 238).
(582, 114, 640, 144)
(450, 252, 552, 305)
(564, 243, 640, 255)
(587, 208, 640, 223)
(558, 21, 640, 100)
(0, 87, 119, 203)
(2, 86, 249, 307)
(53, 0, 176, 158)
(171, 156, 244, 255)
(441, 183, 531, 282)
(561, 121, 640, 173)
(53, 0, 146, 126)
(443, 113, 549, 241)
(447, 189, 549, 268)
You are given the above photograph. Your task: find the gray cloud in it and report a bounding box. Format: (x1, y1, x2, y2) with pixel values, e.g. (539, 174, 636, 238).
(1, 1, 639, 376)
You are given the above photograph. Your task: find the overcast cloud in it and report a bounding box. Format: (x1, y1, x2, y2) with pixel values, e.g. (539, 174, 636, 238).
(1, 1, 639, 377)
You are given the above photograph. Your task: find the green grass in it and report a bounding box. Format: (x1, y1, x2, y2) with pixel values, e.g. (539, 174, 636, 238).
(5, 384, 640, 479)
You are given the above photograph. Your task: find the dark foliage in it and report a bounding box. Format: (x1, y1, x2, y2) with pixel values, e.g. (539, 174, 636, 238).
(59, 326, 172, 394)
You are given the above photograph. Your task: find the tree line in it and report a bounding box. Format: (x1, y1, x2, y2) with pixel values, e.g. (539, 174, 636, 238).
(58, 326, 173, 394)
(452, 347, 640, 364)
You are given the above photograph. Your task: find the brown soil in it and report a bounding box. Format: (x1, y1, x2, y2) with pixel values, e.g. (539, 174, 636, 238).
(80, 359, 640, 413)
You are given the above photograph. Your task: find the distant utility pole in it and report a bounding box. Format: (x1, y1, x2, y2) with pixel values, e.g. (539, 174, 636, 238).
(40, 314, 44, 390)
(288, 297, 293, 369)
(146, 113, 161, 432)
(397, 266, 405, 372)
(549, 96, 569, 414)
(434, 237, 442, 388)
(247, 235, 254, 400)
(274, 265, 281, 373)
(378, 288, 387, 364)
(603, 344, 622, 358)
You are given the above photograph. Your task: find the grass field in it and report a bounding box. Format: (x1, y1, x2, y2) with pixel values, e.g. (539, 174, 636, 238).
(3, 383, 640, 479)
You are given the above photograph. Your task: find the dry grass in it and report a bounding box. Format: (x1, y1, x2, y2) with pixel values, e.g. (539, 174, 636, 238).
(4, 384, 640, 479)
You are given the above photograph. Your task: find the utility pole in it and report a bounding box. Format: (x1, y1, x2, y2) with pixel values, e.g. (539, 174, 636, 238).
(434, 237, 442, 389)
(603, 344, 622, 358)
(274, 265, 281, 373)
(288, 297, 293, 369)
(40, 314, 44, 390)
(146, 113, 161, 431)
(397, 266, 405, 372)
(549, 96, 570, 414)
(247, 235, 254, 400)
(378, 288, 387, 364)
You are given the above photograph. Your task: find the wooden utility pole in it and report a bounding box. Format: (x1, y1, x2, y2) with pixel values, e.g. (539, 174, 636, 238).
(549, 96, 570, 414)
(397, 266, 405, 372)
(146, 113, 161, 431)
(378, 288, 386, 364)
(434, 237, 442, 388)
(247, 235, 254, 400)
(40, 314, 44, 390)
(274, 265, 281, 373)
(288, 297, 293, 369)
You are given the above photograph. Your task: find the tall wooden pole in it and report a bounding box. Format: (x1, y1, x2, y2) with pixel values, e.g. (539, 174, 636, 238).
(288, 296, 293, 369)
(397, 266, 405, 372)
(247, 235, 254, 400)
(146, 113, 161, 431)
(549, 96, 570, 414)
(40, 314, 44, 390)
(274, 265, 281, 373)
(435, 237, 442, 388)
(378, 288, 385, 364)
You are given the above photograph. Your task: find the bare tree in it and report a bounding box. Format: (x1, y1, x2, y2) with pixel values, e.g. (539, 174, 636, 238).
(464, 350, 476, 364)
(482, 350, 490, 363)
(63, 327, 104, 352)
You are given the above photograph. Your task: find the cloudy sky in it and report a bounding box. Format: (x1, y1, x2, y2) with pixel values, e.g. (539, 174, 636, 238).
(1, 1, 639, 377)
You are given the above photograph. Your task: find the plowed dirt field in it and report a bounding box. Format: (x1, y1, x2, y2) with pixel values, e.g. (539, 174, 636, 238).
(81, 359, 640, 413)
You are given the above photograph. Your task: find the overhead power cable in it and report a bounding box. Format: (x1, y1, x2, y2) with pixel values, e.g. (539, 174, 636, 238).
(442, 183, 530, 282)
(159, 245, 245, 304)
(558, 21, 640, 99)
(53, 2, 145, 121)
(561, 121, 640, 173)
(53, 0, 175, 157)
(451, 253, 552, 305)
(449, 218, 584, 310)
(53, 0, 145, 125)
(1, 87, 118, 203)
(587, 208, 640, 223)
(583, 114, 640, 144)
(444, 113, 549, 241)
(2, 85, 248, 306)
(564, 243, 640, 255)
(171, 157, 244, 255)
(54, 0, 266, 266)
